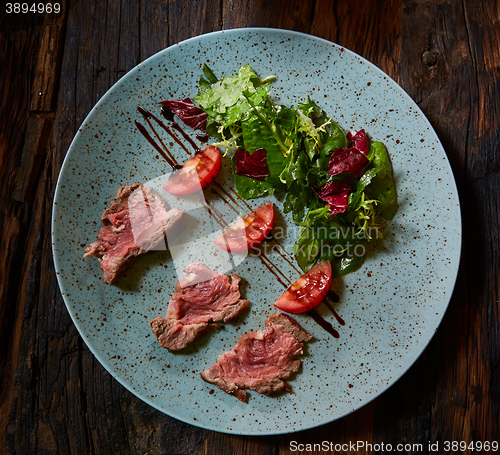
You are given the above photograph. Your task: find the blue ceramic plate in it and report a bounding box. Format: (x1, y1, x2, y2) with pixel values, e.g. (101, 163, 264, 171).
(52, 29, 461, 435)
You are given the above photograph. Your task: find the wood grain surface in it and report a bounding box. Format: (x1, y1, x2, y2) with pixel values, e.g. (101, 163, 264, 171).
(1, 0, 499, 454)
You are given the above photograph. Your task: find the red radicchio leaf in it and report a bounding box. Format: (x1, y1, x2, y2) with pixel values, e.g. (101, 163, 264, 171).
(315, 181, 350, 215)
(235, 148, 270, 180)
(346, 128, 368, 154)
(159, 98, 207, 132)
(328, 147, 370, 179)
(318, 129, 369, 215)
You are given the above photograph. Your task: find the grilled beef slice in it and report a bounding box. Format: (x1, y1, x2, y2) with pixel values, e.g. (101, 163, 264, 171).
(84, 183, 183, 284)
(150, 263, 249, 351)
(200, 311, 312, 402)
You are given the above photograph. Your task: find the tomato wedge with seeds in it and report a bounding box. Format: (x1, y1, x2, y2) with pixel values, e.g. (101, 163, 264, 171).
(163, 145, 221, 195)
(214, 202, 274, 253)
(274, 261, 332, 314)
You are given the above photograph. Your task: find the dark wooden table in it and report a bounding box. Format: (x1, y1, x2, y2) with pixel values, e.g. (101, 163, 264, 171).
(1, 1, 499, 453)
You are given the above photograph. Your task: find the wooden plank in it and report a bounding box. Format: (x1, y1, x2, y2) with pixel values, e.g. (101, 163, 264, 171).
(30, 4, 67, 112)
(397, 0, 470, 183)
(168, 0, 223, 45)
(222, 0, 314, 31)
(371, 0, 472, 448)
(13, 116, 52, 202)
(291, 1, 402, 450)
(0, 10, 43, 452)
(460, 0, 500, 442)
(334, 0, 402, 80)
(204, 433, 277, 455)
(279, 402, 376, 455)
(139, 0, 170, 61)
(4, 0, 203, 454)
(309, 0, 338, 42)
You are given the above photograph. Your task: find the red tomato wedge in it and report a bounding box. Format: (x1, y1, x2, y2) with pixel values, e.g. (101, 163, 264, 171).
(163, 145, 222, 195)
(274, 261, 332, 313)
(214, 202, 274, 253)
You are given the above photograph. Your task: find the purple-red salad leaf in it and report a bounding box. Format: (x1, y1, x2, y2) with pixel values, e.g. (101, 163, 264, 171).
(160, 98, 207, 131)
(235, 148, 270, 180)
(315, 181, 350, 215)
(328, 147, 370, 179)
(346, 129, 368, 154)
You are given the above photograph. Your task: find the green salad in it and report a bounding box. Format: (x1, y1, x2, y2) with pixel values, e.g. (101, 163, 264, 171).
(168, 64, 398, 277)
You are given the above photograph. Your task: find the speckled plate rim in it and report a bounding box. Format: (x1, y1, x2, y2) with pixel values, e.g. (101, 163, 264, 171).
(52, 27, 462, 435)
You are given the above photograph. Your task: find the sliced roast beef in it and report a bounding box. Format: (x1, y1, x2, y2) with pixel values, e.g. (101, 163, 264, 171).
(150, 263, 249, 351)
(84, 183, 183, 284)
(200, 311, 312, 402)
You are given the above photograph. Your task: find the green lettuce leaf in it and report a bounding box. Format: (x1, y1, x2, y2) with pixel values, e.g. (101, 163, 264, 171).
(232, 107, 294, 199)
(365, 141, 398, 220)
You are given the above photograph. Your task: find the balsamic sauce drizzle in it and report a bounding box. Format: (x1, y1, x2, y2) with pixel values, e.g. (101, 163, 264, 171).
(204, 200, 227, 229)
(324, 298, 345, 326)
(271, 244, 300, 271)
(308, 309, 340, 338)
(228, 186, 254, 212)
(134, 104, 345, 338)
(259, 254, 292, 288)
(196, 133, 210, 143)
(138, 106, 192, 157)
(159, 105, 175, 121)
(213, 183, 246, 211)
(134, 120, 177, 168)
(210, 189, 241, 216)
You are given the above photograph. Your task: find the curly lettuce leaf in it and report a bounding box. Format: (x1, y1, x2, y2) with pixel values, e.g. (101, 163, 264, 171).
(193, 65, 272, 129)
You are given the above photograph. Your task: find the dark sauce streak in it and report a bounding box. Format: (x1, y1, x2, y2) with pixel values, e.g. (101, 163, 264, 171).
(228, 186, 254, 212)
(137, 106, 192, 157)
(137, 106, 152, 118)
(272, 243, 300, 269)
(327, 290, 340, 302)
(270, 244, 300, 271)
(259, 254, 291, 287)
(160, 106, 202, 153)
(257, 255, 290, 288)
(210, 189, 241, 215)
(142, 116, 180, 167)
(170, 122, 201, 153)
(196, 133, 210, 143)
(134, 120, 176, 168)
(214, 185, 297, 271)
(323, 299, 345, 326)
(308, 309, 340, 338)
(204, 200, 227, 229)
(160, 105, 175, 121)
(214, 183, 246, 211)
